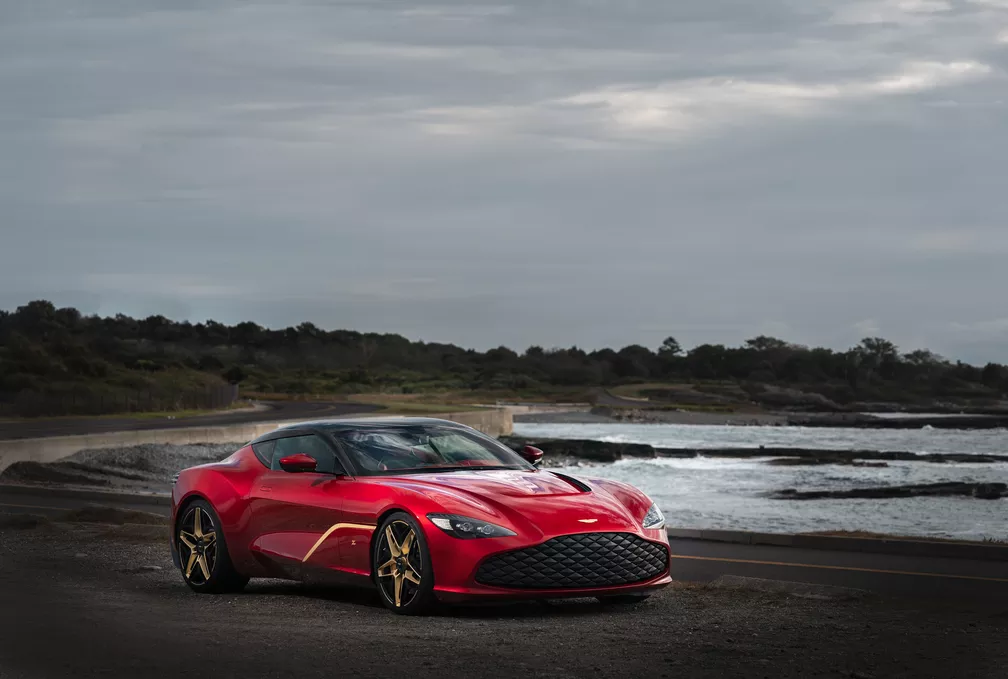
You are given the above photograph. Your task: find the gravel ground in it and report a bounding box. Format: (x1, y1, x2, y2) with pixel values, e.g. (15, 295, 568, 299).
(1, 516, 1006, 679)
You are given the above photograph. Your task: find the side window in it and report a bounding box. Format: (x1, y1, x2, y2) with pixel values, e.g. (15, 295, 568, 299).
(251, 440, 275, 468)
(271, 435, 342, 474)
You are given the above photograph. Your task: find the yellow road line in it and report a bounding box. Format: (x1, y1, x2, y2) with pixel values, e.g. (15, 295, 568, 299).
(670, 554, 1008, 583)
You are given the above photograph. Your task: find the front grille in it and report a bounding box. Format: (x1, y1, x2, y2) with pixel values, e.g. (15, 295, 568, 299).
(475, 532, 668, 590)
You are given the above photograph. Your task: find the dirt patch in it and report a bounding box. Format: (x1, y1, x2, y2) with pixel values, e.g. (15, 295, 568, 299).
(0, 513, 51, 530)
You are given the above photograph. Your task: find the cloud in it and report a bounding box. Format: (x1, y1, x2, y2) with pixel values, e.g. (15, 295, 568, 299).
(909, 231, 980, 254)
(853, 320, 883, 337)
(555, 61, 990, 140)
(830, 0, 952, 26)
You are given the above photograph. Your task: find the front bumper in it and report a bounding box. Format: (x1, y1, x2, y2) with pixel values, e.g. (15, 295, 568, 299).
(426, 526, 672, 602)
(434, 574, 672, 603)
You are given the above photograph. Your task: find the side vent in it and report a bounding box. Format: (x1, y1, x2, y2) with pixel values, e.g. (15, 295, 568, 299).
(550, 471, 592, 493)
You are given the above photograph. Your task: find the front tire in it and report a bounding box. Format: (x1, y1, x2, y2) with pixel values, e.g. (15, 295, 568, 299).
(373, 512, 436, 614)
(176, 499, 248, 594)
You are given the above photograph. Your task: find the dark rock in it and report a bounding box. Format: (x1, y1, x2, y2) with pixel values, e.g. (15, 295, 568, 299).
(789, 413, 1008, 430)
(656, 448, 699, 459)
(500, 438, 1008, 466)
(765, 457, 888, 468)
(973, 483, 1005, 500)
(498, 436, 656, 462)
(766, 458, 831, 466)
(770, 482, 1007, 501)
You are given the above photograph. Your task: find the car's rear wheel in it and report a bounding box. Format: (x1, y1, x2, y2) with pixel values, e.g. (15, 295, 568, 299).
(597, 594, 651, 605)
(176, 499, 248, 594)
(373, 512, 435, 614)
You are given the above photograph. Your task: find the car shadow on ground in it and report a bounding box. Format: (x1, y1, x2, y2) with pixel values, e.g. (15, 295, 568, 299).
(241, 579, 644, 618)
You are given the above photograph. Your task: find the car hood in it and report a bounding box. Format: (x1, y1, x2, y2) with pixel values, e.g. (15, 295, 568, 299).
(372, 470, 645, 539)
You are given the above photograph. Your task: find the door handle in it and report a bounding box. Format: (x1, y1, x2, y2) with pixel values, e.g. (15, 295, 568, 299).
(259, 486, 272, 492)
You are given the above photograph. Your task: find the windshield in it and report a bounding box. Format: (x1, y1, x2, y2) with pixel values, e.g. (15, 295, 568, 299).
(332, 425, 529, 475)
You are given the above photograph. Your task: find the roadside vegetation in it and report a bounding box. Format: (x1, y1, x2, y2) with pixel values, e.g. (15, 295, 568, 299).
(1, 300, 1006, 417)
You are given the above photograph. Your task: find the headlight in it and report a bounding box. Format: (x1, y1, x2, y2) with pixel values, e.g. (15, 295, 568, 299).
(427, 513, 516, 539)
(642, 503, 665, 530)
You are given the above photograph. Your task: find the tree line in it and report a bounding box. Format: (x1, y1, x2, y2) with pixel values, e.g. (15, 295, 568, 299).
(1, 300, 1006, 410)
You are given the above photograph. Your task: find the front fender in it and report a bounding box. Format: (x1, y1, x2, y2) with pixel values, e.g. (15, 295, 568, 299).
(171, 468, 250, 563)
(584, 477, 652, 526)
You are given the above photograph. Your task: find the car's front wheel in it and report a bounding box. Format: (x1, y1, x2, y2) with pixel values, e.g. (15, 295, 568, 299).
(373, 512, 436, 614)
(176, 499, 248, 594)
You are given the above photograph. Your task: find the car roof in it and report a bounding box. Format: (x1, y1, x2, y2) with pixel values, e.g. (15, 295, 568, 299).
(250, 417, 472, 444)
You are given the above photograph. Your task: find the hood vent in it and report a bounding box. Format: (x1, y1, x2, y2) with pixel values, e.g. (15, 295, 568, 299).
(550, 471, 591, 493)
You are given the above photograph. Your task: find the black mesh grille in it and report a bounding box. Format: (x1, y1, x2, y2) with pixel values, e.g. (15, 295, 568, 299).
(475, 532, 668, 589)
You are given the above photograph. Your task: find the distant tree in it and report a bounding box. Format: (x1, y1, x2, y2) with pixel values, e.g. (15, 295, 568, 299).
(982, 363, 1005, 390)
(611, 345, 655, 379)
(904, 349, 943, 366)
(232, 321, 264, 347)
(2, 300, 1005, 410)
(745, 336, 790, 352)
(686, 344, 728, 379)
(486, 346, 518, 362)
(223, 365, 247, 384)
(855, 337, 907, 382)
(296, 322, 319, 339)
(858, 337, 899, 363)
(658, 336, 682, 356)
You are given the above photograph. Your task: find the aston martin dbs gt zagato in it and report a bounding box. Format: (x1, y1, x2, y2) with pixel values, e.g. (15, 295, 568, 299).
(170, 418, 671, 613)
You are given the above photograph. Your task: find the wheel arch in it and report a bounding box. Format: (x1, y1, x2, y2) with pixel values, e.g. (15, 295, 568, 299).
(174, 489, 210, 516)
(368, 506, 424, 581)
(172, 493, 212, 541)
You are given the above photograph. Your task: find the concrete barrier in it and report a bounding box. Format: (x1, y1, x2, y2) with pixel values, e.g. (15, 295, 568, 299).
(0, 409, 512, 474)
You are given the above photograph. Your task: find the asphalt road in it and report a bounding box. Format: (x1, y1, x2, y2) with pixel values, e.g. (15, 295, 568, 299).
(3, 519, 1007, 679)
(2, 485, 1006, 604)
(0, 400, 379, 440)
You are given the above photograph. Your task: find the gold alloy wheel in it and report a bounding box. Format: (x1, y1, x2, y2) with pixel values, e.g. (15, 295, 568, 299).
(375, 520, 423, 608)
(178, 506, 217, 586)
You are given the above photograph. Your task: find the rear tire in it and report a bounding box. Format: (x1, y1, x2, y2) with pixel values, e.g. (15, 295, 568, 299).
(176, 499, 248, 594)
(373, 512, 436, 615)
(597, 594, 650, 605)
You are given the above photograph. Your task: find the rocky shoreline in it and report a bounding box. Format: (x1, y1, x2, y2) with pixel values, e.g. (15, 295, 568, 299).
(500, 436, 1008, 465)
(772, 482, 1007, 501)
(515, 407, 1008, 429)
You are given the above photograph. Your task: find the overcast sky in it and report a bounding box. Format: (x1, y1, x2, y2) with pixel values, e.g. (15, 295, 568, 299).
(2, 1, 1007, 361)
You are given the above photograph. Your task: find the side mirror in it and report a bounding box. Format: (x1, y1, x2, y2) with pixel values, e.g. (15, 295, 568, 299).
(520, 445, 544, 467)
(278, 453, 317, 473)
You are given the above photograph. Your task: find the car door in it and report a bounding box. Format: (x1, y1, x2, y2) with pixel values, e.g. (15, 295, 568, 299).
(247, 433, 347, 577)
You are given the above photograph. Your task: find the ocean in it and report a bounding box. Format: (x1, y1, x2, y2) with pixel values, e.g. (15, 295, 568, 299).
(515, 422, 1008, 540)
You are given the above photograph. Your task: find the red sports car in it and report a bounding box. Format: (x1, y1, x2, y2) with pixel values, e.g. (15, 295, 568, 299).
(170, 417, 671, 613)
